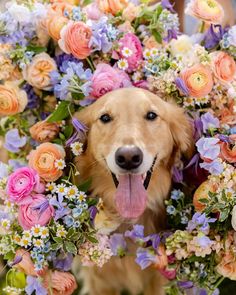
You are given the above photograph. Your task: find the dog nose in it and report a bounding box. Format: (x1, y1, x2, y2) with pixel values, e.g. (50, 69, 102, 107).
(115, 146, 143, 170)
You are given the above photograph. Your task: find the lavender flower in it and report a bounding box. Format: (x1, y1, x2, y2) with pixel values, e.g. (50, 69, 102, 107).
(175, 77, 189, 96)
(200, 159, 224, 175)
(53, 253, 73, 271)
(196, 235, 214, 248)
(187, 212, 216, 235)
(177, 281, 194, 289)
(196, 137, 220, 160)
(125, 225, 149, 243)
(8, 255, 22, 267)
(135, 248, 157, 270)
(4, 129, 27, 153)
(193, 117, 203, 141)
(66, 118, 88, 146)
(0, 162, 9, 179)
(204, 25, 224, 49)
(109, 233, 127, 256)
(161, 0, 175, 12)
(25, 276, 47, 295)
(23, 84, 39, 109)
(172, 166, 183, 183)
(201, 112, 220, 133)
(49, 194, 70, 221)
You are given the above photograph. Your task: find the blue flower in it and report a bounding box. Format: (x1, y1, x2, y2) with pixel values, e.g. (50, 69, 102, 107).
(109, 233, 127, 256)
(64, 215, 75, 227)
(72, 207, 83, 218)
(4, 129, 27, 153)
(25, 276, 47, 295)
(201, 112, 220, 133)
(196, 137, 220, 160)
(181, 215, 189, 225)
(200, 159, 224, 175)
(135, 248, 157, 270)
(171, 189, 183, 201)
(166, 205, 176, 215)
(0, 162, 9, 179)
(72, 7, 82, 21)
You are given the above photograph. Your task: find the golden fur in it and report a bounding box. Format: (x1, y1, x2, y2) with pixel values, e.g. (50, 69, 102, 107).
(74, 88, 193, 295)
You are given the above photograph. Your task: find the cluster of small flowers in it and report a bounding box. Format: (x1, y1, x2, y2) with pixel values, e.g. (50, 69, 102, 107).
(3, 286, 24, 295)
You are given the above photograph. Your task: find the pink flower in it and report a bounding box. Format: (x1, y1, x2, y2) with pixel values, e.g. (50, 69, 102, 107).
(91, 63, 131, 99)
(119, 33, 143, 71)
(6, 167, 45, 205)
(83, 2, 104, 20)
(18, 194, 54, 230)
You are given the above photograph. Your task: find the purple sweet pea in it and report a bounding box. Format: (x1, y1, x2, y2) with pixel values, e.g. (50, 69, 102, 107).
(172, 166, 183, 183)
(109, 233, 127, 256)
(193, 117, 203, 141)
(53, 253, 73, 271)
(8, 255, 22, 267)
(8, 159, 26, 171)
(200, 159, 224, 175)
(201, 112, 220, 133)
(177, 281, 194, 289)
(196, 137, 220, 160)
(187, 212, 216, 235)
(164, 29, 178, 42)
(196, 235, 214, 248)
(135, 248, 157, 270)
(125, 225, 149, 243)
(204, 24, 224, 49)
(4, 129, 27, 153)
(49, 194, 70, 221)
(175, 77, 190, 96)
(161, 0, 175, 12)
(25, 276, 47, 295)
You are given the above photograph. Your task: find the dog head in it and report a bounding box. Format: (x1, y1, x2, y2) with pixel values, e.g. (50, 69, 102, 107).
(76, 88, 193, 219)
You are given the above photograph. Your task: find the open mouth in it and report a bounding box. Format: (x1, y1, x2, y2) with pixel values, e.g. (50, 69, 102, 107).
(111, 156, 157, 220)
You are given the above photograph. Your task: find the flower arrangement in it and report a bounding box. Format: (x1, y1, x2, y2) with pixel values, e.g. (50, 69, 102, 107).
(0, 0, 235, 294)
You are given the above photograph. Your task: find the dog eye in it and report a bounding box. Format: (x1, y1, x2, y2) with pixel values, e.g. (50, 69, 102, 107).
(145, 111, 158, 121)
(99, 114, 112, 123)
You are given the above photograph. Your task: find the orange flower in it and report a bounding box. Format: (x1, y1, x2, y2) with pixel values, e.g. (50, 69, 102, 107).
(42, 270, 77, 295)
(220, 135, 236, 164)
(122, 3, 140, 22)
(48, 2, 74, 17)
(153, 245, 168, 270)
(217, 251, 236, 280)
(30, 121, 60, 143)
(97, 0, 128, 15)
(180, 64, 213, 98)
(218, 100, 236, 126)
(59, 21, 92, 59)
(23, 53, 57, 90)
(185, 0, 224, 24)
(28, 143, 65, 182)
(46, 15, 68, 41)
(14, 249, 38, 276)
(193, 180, 217, 212)
(211, 51, 236, 83)
(0, 82, 27, 116)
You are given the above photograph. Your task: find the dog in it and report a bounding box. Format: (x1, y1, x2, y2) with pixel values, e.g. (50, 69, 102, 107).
(75, 88, 193, 295)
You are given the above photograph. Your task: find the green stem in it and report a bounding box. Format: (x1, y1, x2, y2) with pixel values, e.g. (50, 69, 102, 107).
(86, 57, 95, 72)
(210, 276, 225, 295)
(200, 21, 205, 33)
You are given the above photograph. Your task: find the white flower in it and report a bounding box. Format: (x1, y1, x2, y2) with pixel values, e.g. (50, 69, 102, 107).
(121, 47, 133, 57)
(150, 48, 158, 57)
(56, 184, 67, 195)
(1, 219, 10, 230)
(55, 159, 66, 170)
(117, 59, 129, 70)
(31, 225, 41, 237)
(71, 142, 83, 156)
(66, 186, 78, 199)
(7, 3, 31, 23)
(56, 229, 67, 238)
(77, 191, 87, 203)
(33, 239, 44, 248)
(170, 35, 193, 56)
(20, 237, 31, 248)
(46, 182, 57, 193)
(40, 227, 49, 239)
(23, 230, 32, 240)
(13, 235, 21, 245)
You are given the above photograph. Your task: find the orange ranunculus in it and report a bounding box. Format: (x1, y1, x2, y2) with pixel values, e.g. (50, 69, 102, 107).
(97, 0, 128, 15)
(216, 251, 236, 280)
(48, 1, 74, 17)
(42, 270, 77, 295)
(180, 64, 213, 98)
(0, 82, 27, 116)
(218, 100, 236, 126)
(30, 121, 60, 143)
(59, 21, 92, 59)
(193, 180, 217, 212)
(23, 53, 57, 90)
(211, 51, 236, 83)
(220, 135, 236, 164)
(46, 15, 68, 41)
(185, 0, 224, 24)
(14, 249, 38, 276)
(28, 143, 65, 182)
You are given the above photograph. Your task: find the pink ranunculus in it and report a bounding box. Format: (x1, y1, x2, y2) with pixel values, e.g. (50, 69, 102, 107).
(119, 33, 143, 71)
(18, 194, 54, 230)
(133, 80, 149, 90)
(83, 2, 104, 20)
(6, 167, 45, 205)
(90, 63, 132, 99)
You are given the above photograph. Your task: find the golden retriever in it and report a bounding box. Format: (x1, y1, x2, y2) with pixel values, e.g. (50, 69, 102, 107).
(75, 88, 193, 295)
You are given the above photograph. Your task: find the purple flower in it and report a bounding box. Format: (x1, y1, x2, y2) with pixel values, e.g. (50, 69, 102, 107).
(185, 153, 200, 174)
(125, 225, 149, 243)
(55, 53, 79, 69)
(201, 112, 220, 133)
(135, 248, 157, 270)
(187, 212, 216, 235)
(177, 281, 194, 289)
(172, 166, 183, 183)
(161, 0, 175, 12)
(218, 134, 234, 144)
(193, 117, 203, 141)
(66, 118, 88, 146)
(0, 162, 9, 179)
(4, 129, 27, 153)
(8, 159, 26, 171)
(204, 25, 224, 49)
(49, 194, 70, 221)
(23, 84, 39, 109)
(196, 137, 220, 160)
(164, 29, 178, 42)
(89, 206, 98, 224)
(200, 159, 224, 175)
(53, 253, 73, 271)
(175, 77, 189, 96)
(8, 255, 22, 267)
(196, 235, 214, 248)
(109, 233, 127, 256)
(25, 276, 47, 295)
(32, 199, 50, 217)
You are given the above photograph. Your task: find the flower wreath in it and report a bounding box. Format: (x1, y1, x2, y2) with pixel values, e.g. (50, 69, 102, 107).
(0, 0, 235, 294)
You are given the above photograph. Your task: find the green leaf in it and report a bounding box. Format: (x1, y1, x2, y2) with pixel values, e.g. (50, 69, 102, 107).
(7, 271, 26, 289)
(152, 30, 162, 44)
(53, 237, 63, 244)
(66, 227, 76, 239)
(51, 243, 62, 251)
(77, 178, 92, 192)
(219, 209, 230, 222)
(65, 241, 77, 255)
(26, 45, 47, 54)
(198, 198, 209, 204)
(86, 235, 98, 243)
(4, 251, 15, 260)
(64, 125, 73, 139)
(47, 101, 71, 123)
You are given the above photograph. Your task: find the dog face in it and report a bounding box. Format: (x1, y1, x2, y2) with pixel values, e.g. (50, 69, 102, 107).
(76, 88, 192, 219)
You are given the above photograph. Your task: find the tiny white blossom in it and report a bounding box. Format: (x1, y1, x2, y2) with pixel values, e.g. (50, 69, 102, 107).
(121, 47, 133, 57)
(55, 159, 66, 170)
(77, 191, 87, 203)
(117, 59, 129, 70)
(71, 142, 83, 156)
(31, 225, 41, 237)
(33, 239, 44, 248)
(1, 219, 10, 230)
(56, 184, 67, 195)
(46, 182, 57, 193)
(66, 186, 78, 199)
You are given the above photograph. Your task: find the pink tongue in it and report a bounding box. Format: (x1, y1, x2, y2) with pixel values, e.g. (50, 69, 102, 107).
(115, 174, 147, 219)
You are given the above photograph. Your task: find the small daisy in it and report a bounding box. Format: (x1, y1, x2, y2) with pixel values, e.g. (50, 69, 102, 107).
(20, 237, 31, 248)
(1, 219, 10, 230)
(55, 159, 66, 170)
(13, 235, 21, 245)
(40, 227, 49, 239)
(56, 229, 67, 238)
(46, 182, 57, 193)
(121, 47, 133, 57)
(31, 225, 41, 237)
(183, 97, 195, 107)
(56, 184, 67, 196)
(117, 59, 129, 71)
(143, 49, 152, 59)
(71, 142, 83, 156)
(77, 191, 86, 203)
(33, 239, 44, 248)
(23, 230, 32, 240)
(151, 48, 158, 57)
(66, 185, 78, 199)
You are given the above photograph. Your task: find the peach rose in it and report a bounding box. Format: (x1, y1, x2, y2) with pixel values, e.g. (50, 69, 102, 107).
(36, 19, 50, 47)
(14, 249, 38, 276)
(0, 82, 27, 116)
(216, 251, 236, 280)
(28, 143, 65, 182)
(211, 51, 236, 83)
(143, 36, 160, 49)
(218, 100, 236, 126)
(180, 64, 213, 98)
(30, 121, 60, 143)
(122, 3, 140, 22)
(97, 0, 128, 15)
(48, 2, 74, 16)
(42, 270, 77, 295)
(220, 135, 236, 163)
(193, 180, 217, 212)
(23, 53, 57, 90)
(185, 0, 224, 24)
(59, 21, 92, 59)
(46, 15, 68, 41)
(153, 245, 168, 270)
